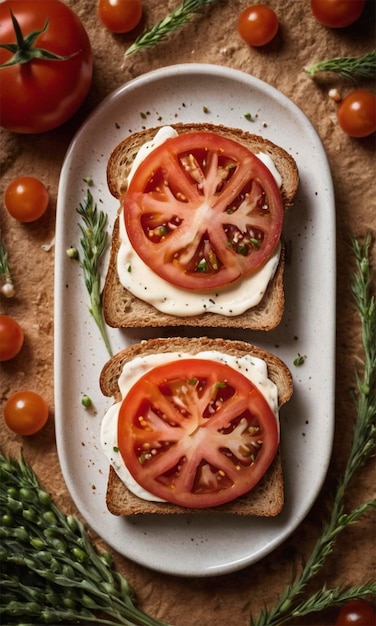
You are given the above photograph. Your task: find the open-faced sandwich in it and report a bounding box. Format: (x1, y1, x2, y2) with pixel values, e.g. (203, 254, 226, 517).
(100, 337, 293, 516)
(103, 122, 299, 330)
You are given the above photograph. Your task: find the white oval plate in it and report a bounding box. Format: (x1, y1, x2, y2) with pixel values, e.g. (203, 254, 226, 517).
(55, 64, 335, 577)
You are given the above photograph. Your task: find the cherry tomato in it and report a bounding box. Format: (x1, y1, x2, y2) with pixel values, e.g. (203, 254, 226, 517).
(118, 358, 279, 508)
(311, 0, 366, 28)
(0, 315, 24, 361)
(98, 0, 142, 33)
(5, 176, 49, 222)
(124, 131, 283, 291)
(237, 4, 279, 47)
(4, 390, 49, 435)
(335, 600, 376, 625)
(0, 0, 93, 134)
(337, 90, 376, 138)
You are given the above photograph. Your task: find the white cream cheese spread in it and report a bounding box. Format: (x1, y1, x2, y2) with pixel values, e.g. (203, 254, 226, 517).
(101, 350, 279, 502)
(116, 126, 283, 317)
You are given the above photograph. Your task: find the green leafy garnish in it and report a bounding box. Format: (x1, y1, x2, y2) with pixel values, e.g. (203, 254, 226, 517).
(125, 0, 220, 57)
(305, 50, 376, 80)
(0, 234, 15, 298)
(0, 452, 168, 625)
(251, 232, 376, 625)
(76, 189, 112, 357)
(236, 244, 248, 256)
(81, 394, 92, 408)
(66, 246, 79, 259)
(293, 353, 307, 366)
(197, 258, 208, 272)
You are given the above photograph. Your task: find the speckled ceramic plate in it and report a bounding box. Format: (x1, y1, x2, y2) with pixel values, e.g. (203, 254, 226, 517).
(55, 63, 335, 577)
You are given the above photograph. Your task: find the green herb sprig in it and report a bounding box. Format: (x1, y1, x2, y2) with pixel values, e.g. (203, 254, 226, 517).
(251, 232, 376, 626)
(76, 189, 112, 357)
(125, 0, 220, 57)
(305, 50, 376, 80)
(0, 235, 15, 298)
(0, 452, 169, 625)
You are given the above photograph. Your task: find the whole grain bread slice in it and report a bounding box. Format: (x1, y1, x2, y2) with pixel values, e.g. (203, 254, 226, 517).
(100, 336, 293, 517)
(102, 123, 298, 330)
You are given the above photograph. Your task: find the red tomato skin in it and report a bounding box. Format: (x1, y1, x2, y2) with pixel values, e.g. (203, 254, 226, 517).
(0, 315, 24, 361)
(337, 90, 376, 138)
(0, 0, 93, 133)
(5, 176, 49, 222)
(335, 600, 376, 625)
(237, 4, 279, 47)
(98, 0, 143, 34)
(4, 390, 49, 436)
(310, 0, 366, 28)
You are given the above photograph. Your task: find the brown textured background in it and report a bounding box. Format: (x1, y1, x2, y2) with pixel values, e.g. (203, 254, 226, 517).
(1, 1, 375, 625)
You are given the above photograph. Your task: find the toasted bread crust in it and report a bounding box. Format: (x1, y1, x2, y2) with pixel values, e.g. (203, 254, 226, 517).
(105, 454, 283, 516)
(100, 337, 293, 517)
(103, 122, 298, 330)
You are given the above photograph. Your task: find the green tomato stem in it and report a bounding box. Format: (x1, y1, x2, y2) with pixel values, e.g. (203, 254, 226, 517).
(0, 10, 77, 67)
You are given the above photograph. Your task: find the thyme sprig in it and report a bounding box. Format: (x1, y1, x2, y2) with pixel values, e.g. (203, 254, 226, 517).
(76, 189, 112, 357)
(305, 50, 376, 80)
(0, 234, 15, 298)
(125, 0, 220, 57)
(251, 231, 376, 626)
(0, 452, 169, 625)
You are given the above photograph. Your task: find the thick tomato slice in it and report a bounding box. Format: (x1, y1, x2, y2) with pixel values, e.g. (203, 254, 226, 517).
(117, 359, 279, 508)
(124, 132, 283, 291)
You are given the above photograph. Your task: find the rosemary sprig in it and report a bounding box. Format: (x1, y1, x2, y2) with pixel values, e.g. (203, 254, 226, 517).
(305, 50, 376, 80)
(0, 234, 15, 298)
(0, 452, 169, 625)
(76, 189, 112, 357)
(251, 232, 376, 626)
(351, 232, 376, 413)
(281, 581, 376, 623)
(125, 0, 220, 57)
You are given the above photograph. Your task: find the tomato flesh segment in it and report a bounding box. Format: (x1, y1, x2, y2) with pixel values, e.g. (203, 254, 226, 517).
(118, 359, 279, 508)
(124, 132, 283, 291)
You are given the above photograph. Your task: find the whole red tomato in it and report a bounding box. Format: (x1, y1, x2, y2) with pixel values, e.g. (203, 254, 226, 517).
(0, 314, 24, 361)
(5, 176, 49, 222)
(4, 390, 49, 435)
(335, 600, 376, 625)
(98, 0, 143, 33)
(338, 90, 376, 138)
(0, 0, 93, 133)
(237, 4, 279, 47)
(311, 0, 366, 28)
